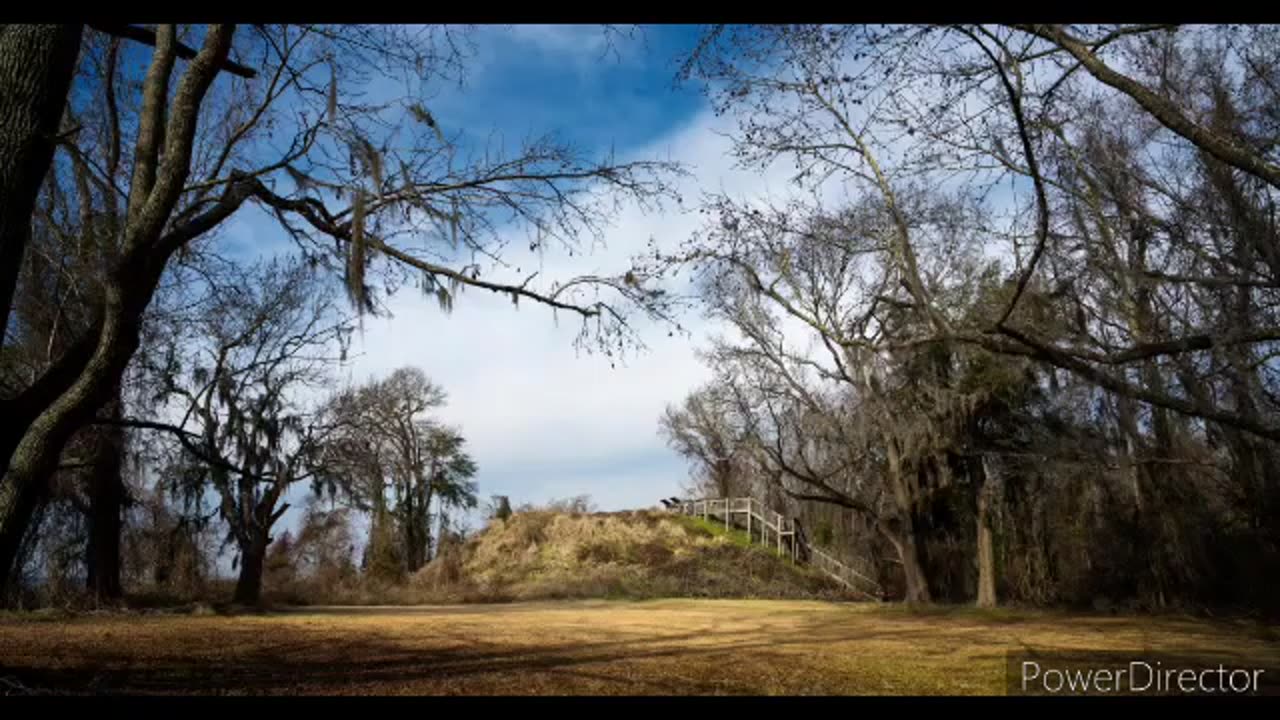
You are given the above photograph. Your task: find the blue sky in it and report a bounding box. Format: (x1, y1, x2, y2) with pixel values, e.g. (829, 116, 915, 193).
(232, 25, 759, 547)
(210, 24, 951, 570)
(430, 25, 706, 153)
(180, 25, 1029, 565)
(156, 25, 1031, 574)
(29, 24, 1045, 578)
(343, 26, 714, 519)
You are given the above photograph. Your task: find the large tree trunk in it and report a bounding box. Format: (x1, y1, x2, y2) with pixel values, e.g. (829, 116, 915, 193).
(419, 480, 434, 570)
(0, 226, 187, 594)
(975, 456, 998, 608)
(86, 475, 124, 602)
(0, 23, 85, 597)
(364, 492, 403, 581)
(233, 534, 268, 605)
(402, 477, 420, 572)
(85, 387, 125, 603)
(888, 527, 932, 604)
(885, 440, 932, 604)
(0, 287, 143, 596)
(0, 25, 235, 599)
(0, 475, 44, 599)
(401, 468, 435, 573)
(0, 24, 83, 346)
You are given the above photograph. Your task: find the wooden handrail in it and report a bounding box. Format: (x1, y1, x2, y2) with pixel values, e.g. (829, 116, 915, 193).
(669, 495, 883, 599)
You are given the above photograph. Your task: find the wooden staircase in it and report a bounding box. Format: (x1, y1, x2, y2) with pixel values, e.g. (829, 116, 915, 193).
(672, 497, 884, 601)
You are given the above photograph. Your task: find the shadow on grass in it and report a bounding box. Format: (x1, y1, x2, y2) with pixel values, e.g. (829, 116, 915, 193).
(2, 602, 1276, 696)
(0, 613, 990, 695)
(1, 628, 787, 695)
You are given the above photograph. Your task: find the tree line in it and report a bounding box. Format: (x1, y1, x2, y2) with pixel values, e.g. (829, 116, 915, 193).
(660, 25, 1280, 614)
(0, 24, 682, 606)
(4, 24, 1279, 614)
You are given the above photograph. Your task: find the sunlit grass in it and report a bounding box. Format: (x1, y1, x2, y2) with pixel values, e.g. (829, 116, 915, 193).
(1, 599, 1275, 695)
(677, 515, 759, 549)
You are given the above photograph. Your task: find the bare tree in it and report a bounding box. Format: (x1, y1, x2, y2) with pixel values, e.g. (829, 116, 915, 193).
(315, 367, 476, 576)
(0, 24, 685, 596)
(131, 257, 350, 604)
(659, 383, 756, 499)
(662, 24, 1280, 612)
(0, 25, 83, 349)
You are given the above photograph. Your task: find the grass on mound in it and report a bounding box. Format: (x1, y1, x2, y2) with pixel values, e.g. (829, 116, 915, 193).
(676, 515, 759, 550)
(401, 509, 855, 604)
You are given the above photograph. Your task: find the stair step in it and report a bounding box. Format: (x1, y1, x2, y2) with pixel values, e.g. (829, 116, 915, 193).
(673, 496, 883, 599)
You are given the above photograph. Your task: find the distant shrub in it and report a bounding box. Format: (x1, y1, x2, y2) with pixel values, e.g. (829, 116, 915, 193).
(516, 495, 597, 515)
(75, 506, 856, 610)
(489, 496, 512, 522)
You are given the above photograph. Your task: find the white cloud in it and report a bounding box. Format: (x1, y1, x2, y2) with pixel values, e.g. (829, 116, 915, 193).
(506, 25, 611, 57)
(344, 107, 802, 511)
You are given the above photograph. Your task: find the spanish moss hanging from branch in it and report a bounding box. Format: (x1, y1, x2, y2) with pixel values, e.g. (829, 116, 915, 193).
(345, 188, 369, 315)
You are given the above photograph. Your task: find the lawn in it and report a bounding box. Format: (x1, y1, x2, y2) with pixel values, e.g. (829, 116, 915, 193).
(1, 599, 1276, 695)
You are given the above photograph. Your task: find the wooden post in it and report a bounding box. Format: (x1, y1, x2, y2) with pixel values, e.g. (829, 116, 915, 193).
(703, 500, 708, 522)
(725, 499, 731, 530)
(746, 501, 752, 542)
(776, 512, 783, 554)
(791, 519, 798, 563)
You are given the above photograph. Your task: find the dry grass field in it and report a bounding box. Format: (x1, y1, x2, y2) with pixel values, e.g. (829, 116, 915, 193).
(2, 599, 1277, 695)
